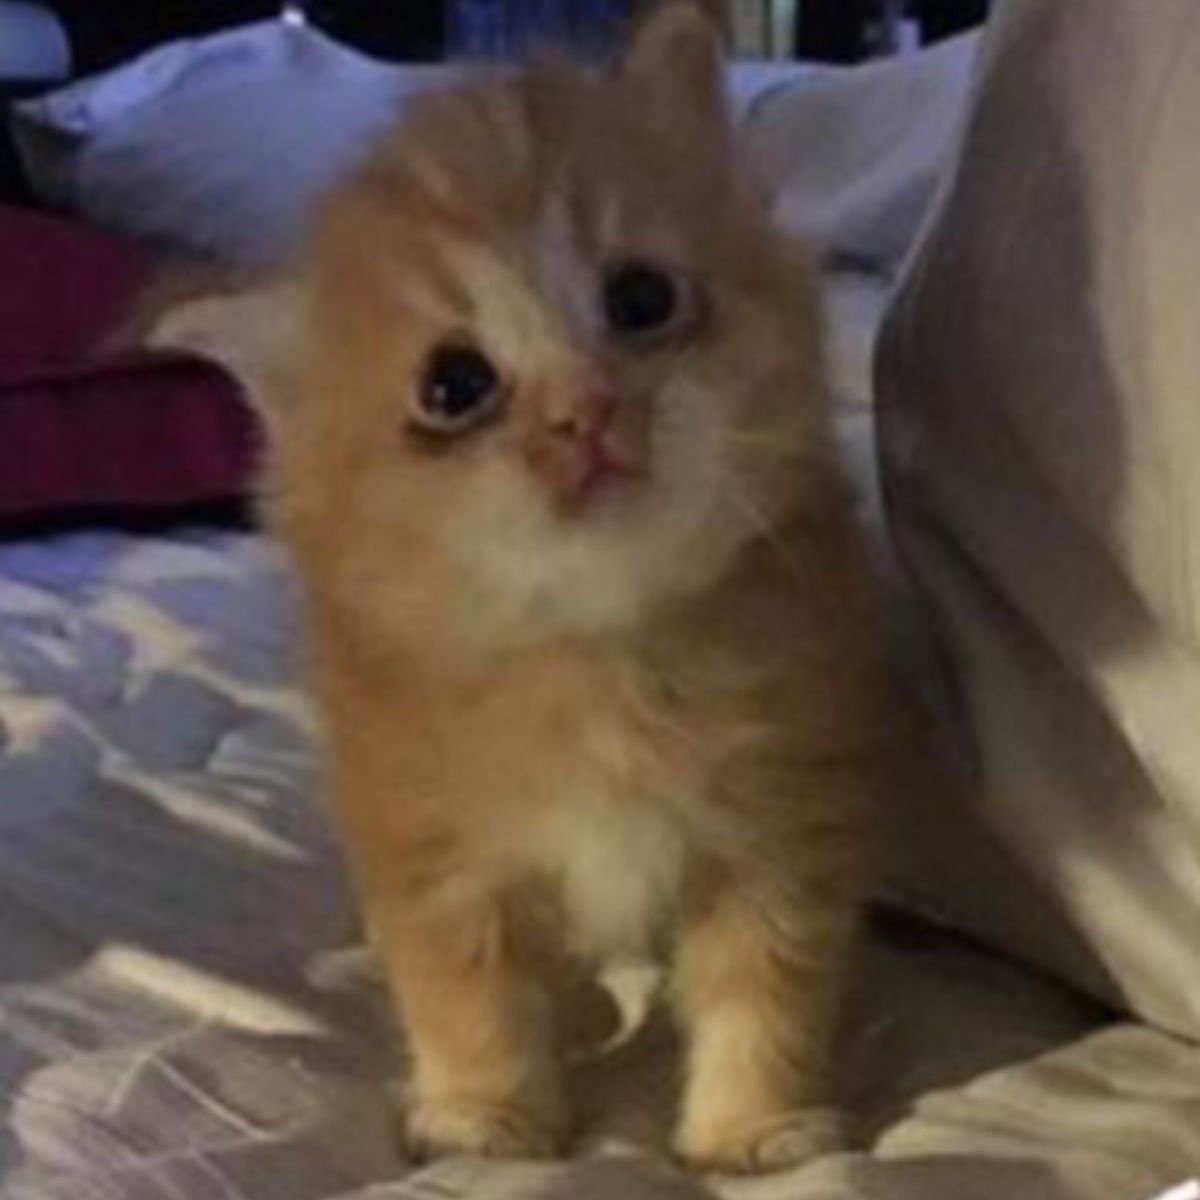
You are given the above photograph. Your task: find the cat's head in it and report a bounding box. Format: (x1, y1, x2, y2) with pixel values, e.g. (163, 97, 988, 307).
(158, 2, 827, 660)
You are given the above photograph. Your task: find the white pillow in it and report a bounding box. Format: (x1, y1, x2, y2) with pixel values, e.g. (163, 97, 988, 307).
(10, 20, 802, 267)
(878, 0, 1200, 1040)
(13, 21, 448, 265)
(0, 1, 69, 82)
(11, 18, 975, 271)
(743, 30, 979, 270)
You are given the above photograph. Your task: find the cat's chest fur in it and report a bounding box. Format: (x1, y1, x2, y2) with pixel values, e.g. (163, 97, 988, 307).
(497, 650, 704, 965)
(530, 771, 687, 964)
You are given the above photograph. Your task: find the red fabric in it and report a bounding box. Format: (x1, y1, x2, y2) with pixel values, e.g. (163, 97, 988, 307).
(0, 206, 257, 520)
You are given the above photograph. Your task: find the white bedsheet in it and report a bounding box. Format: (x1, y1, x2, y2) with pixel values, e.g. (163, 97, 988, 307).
(0, 528, 1197, 1200)
(1, 282, 1198, 1197)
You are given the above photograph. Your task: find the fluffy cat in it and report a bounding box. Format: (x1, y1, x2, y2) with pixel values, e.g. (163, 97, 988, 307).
(155, 0, 876, 1174)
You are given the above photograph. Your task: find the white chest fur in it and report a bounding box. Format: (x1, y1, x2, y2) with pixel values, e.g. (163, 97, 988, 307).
(531, 785, 687, 964)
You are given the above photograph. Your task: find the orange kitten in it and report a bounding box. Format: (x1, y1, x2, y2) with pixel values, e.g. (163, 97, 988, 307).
(157, 0, 876, 1173)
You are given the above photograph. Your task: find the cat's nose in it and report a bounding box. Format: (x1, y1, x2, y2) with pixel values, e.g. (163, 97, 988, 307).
(546, 388, 619, 444)
(526, 387, 646, 510)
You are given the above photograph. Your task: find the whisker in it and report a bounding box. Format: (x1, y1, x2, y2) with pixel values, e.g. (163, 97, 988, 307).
(717, 430, 814, 466)
(718, 470, 809, 594)
(720, 436, 796, 455)
(721, 430, 791, 445)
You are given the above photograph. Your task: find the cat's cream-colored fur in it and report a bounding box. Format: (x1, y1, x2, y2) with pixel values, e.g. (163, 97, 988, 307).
(156, 1, 877, 1173)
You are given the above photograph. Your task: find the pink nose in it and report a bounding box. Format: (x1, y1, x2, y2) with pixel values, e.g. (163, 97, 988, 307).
(547, 389, 619, 445)
(525, 387, 642, 510)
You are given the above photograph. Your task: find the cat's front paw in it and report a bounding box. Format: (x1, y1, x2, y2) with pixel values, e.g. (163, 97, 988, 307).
(405, 1095, 564, 1162)
(674, 1106, 844, 1175)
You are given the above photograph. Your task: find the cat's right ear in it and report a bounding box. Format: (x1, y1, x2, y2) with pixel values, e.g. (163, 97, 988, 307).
(621, 1, 728, 128)
(146, 280, 299, 431)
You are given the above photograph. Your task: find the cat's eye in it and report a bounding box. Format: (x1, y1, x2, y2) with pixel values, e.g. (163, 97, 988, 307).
(602, 259, 695, 345)
(412, 342, 502, 435)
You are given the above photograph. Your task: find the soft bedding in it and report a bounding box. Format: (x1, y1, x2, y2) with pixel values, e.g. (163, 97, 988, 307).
(877, 0, 1200, 1044)
(0, 207, 253, 523)
(10, 19, 976, 272)
(3, 13, 1200, 1198)
(0, 300, 1196, 1200)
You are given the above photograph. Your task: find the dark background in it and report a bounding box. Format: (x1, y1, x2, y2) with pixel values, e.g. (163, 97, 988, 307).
(40, 1, 988, 70)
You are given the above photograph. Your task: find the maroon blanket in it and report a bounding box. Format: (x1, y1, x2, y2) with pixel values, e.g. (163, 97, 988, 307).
(0, 207, 256, 521)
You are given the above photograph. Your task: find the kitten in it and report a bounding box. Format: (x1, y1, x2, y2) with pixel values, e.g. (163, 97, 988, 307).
(156, 0, 876, 1174)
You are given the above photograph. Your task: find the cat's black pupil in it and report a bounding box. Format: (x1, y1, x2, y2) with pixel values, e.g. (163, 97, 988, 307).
(603, 262, 678, 337)
(421, 344, 498, 425)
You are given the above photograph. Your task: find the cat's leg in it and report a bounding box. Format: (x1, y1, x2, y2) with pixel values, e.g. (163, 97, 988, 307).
(373, 889, 565, 1160)
(670, 864, 853, 1173)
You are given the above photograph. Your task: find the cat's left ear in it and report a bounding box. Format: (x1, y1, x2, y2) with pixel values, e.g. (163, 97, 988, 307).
(146, 280, 299, 431)
(621, 1, 727, 130)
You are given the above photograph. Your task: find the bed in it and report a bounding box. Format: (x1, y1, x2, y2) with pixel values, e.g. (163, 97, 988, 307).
(2, 473, 1196, 1200)
(2, 7, 1200, 1199)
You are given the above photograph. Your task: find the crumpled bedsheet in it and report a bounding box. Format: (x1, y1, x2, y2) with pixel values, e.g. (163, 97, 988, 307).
(0, 536, 1197, 1200)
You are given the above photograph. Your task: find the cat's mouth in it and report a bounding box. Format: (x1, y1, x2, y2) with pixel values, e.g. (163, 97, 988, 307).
(547, 437, 647, 514)
(523, 401, 649, 515)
